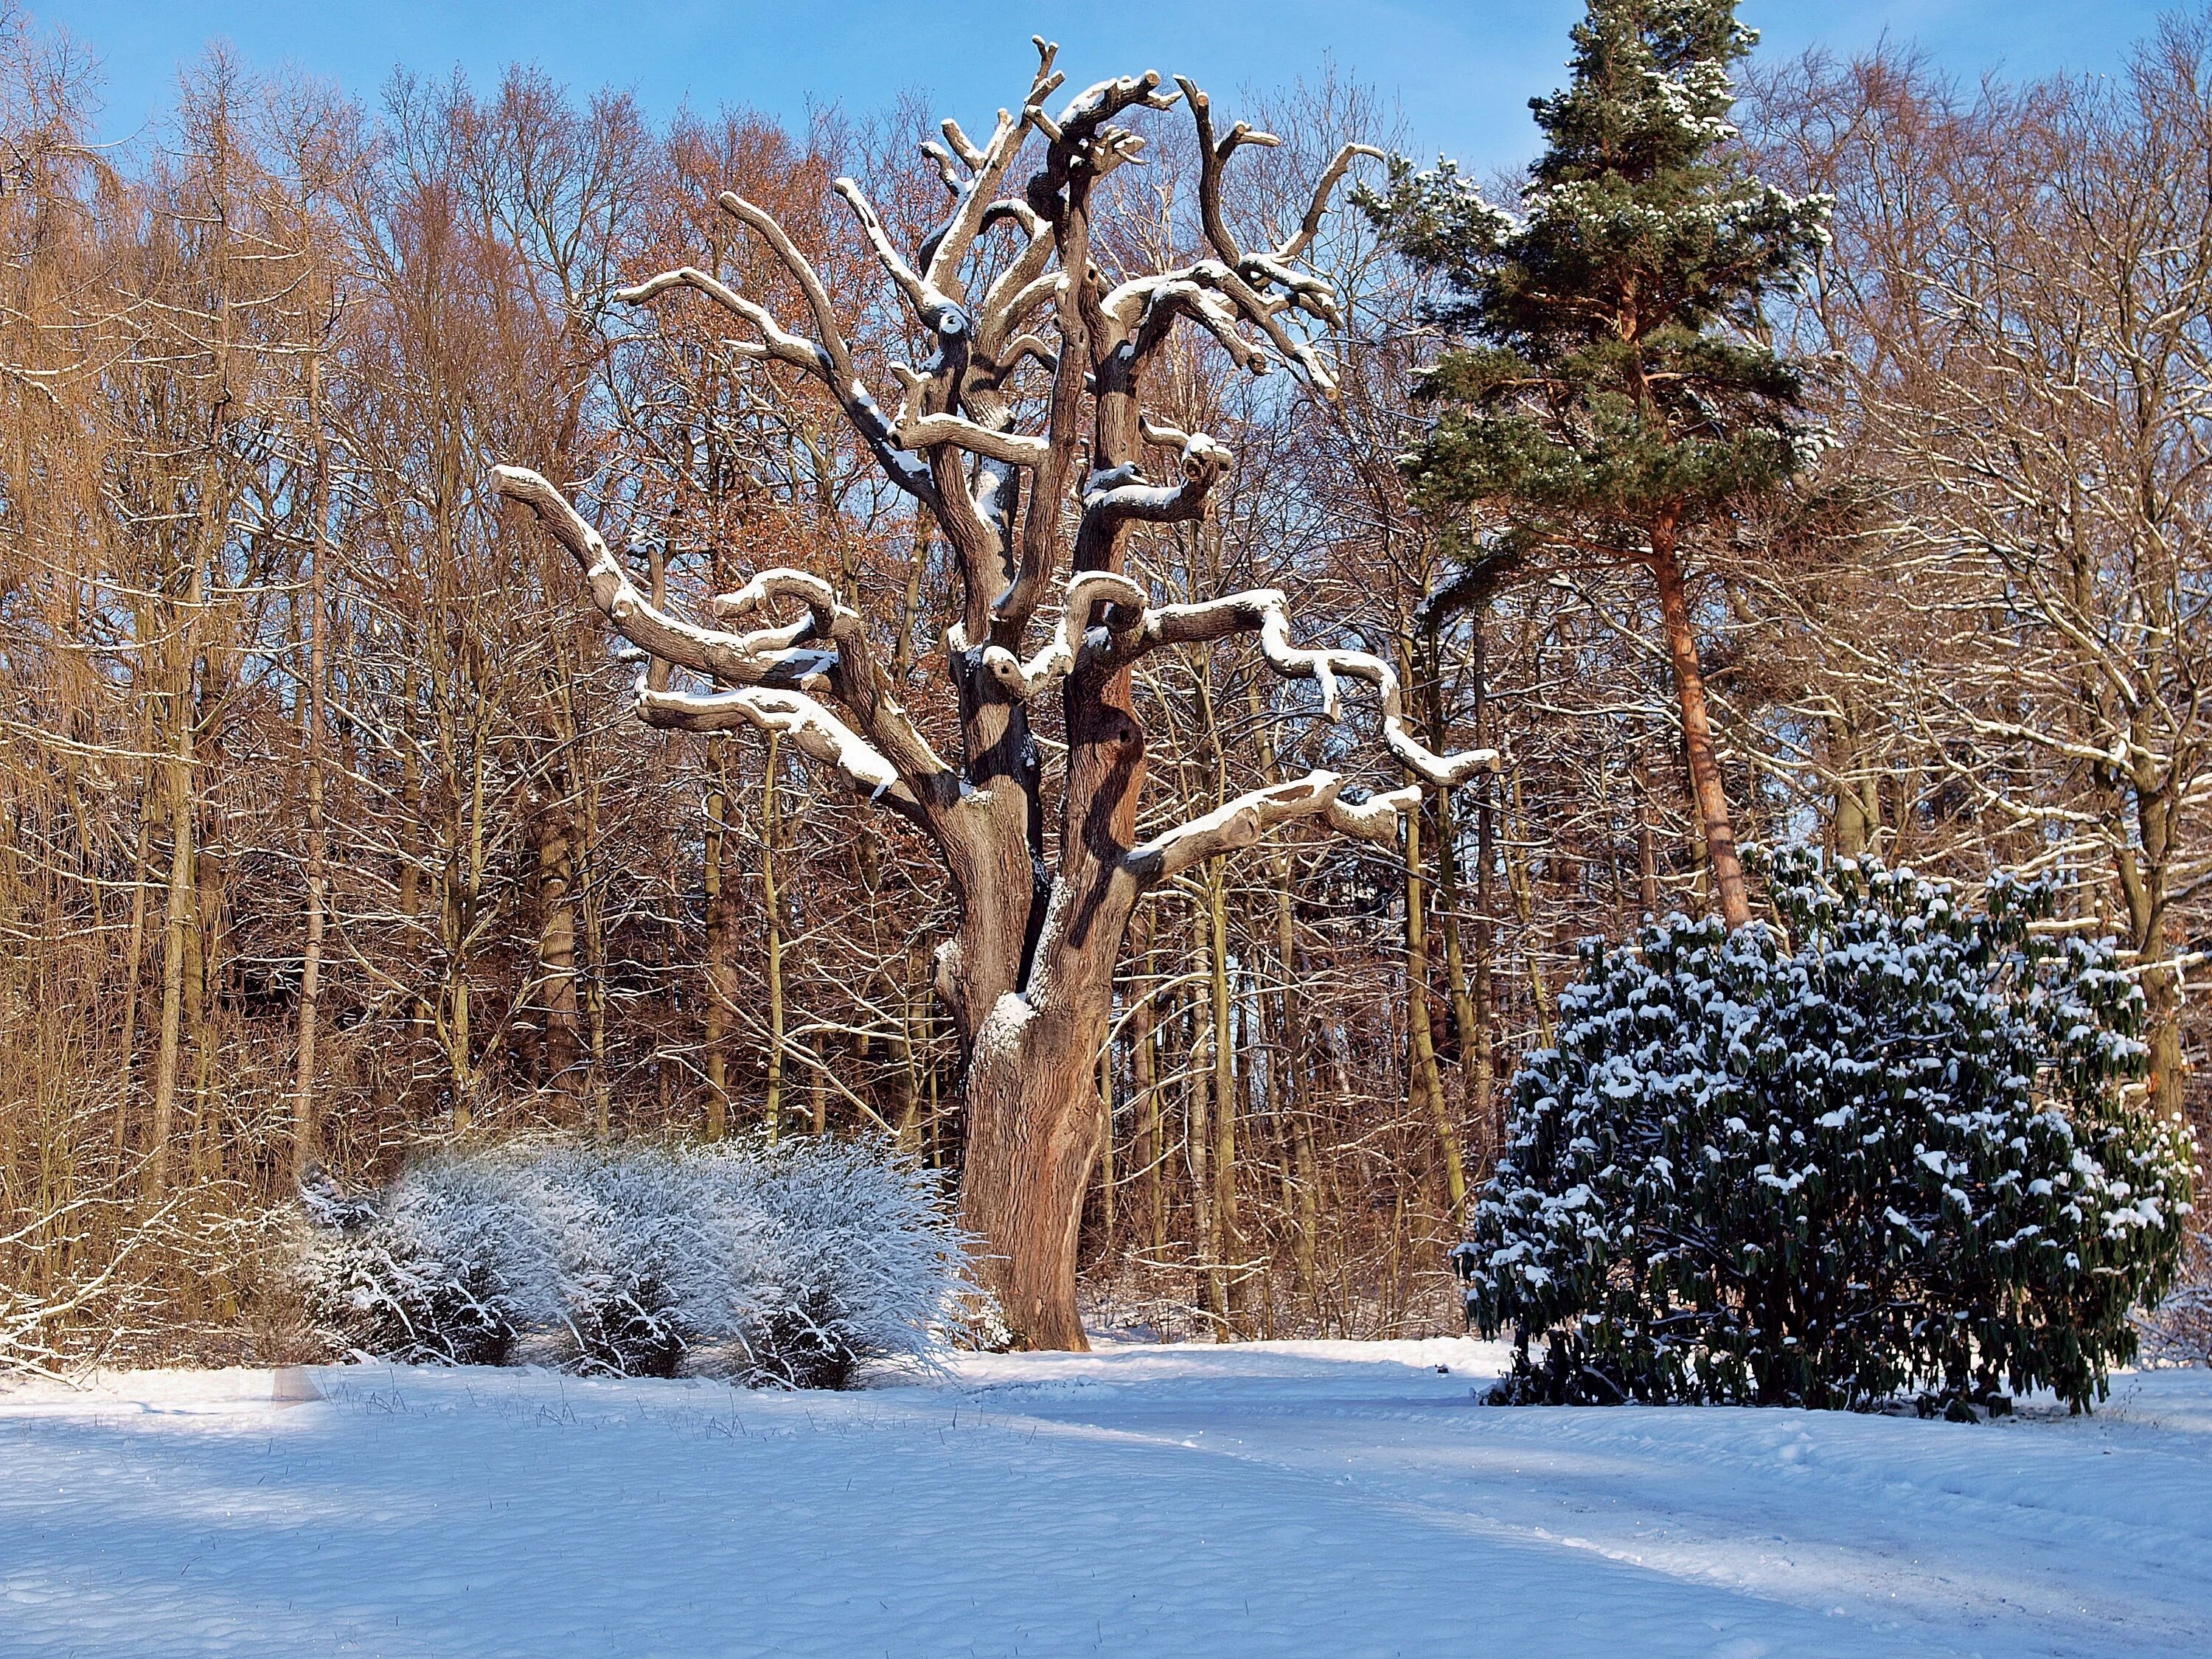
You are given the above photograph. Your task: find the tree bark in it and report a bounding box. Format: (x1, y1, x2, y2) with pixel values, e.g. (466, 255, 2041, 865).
(702, 740, 734, 1139)
(1649, 519, 1751, 931)
(1404, 806, 1463, 1214)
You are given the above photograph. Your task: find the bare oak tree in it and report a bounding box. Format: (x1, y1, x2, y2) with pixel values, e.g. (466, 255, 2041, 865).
(493, 43, 1495, 1347)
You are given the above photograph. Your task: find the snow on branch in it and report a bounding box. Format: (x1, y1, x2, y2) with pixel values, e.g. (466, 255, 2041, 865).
(493, 468, 955, 803)
(711, 567, 855, 633)
(1116, 585, 1499, 788)
(493, 467, 836, 692)
(971, 569, 1148, 700)
(919, 39, 1064, 290)
(888, 364, 1052, 467)
(1105, 257, 1344, 390)
(635, 682, 918, 812)
(1123, 770, 1427, 883)
(1079, 418, 1234, 527)
(1092, 88, 1381, 390)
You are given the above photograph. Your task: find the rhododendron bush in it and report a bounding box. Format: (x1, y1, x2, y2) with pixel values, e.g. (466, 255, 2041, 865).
(1461, 851, 2194, 1415)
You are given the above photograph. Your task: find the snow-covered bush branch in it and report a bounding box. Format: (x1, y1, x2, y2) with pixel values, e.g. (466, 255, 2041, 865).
(1459, 849, 2196, 1415)
(2136, 1228, 2212, 1368)
(298, 1137, 972, 1388)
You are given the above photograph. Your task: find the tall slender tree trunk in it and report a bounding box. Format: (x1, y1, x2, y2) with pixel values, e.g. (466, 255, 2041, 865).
(1633, 748, 1662, 915)
(1189, 982, 1220, 1329)
(761, 731, 785, 1141)
(702, 740, 733, 1140)
(1404, 807, 1463, 1214)
(1127, 915, 1164, 1257)
(582, 766, 611, 1141)
(537, 801, 580, 1096)
(292, 349, 330, 1186)
(1416, 630, 1481, 1063)
(1649, 518, 1750, 931)
(1207, 863, 1240, 1330)
(115, 748, 154, 1168)
(146, 684, 195, 1204)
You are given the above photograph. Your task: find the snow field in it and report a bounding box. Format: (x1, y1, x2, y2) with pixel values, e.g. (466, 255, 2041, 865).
(3, 1339, 2209, 1657)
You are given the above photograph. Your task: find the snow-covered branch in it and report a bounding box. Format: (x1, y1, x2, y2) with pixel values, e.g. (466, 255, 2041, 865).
(1123, 770, 1426, 883)
(634, 682, 919, 813)
(972, 570, 1147, 700)
(1174, 72, 1377, 311)
(1105, 257, 1343, 389)
(492, 467, 838, 691)
(1116, 585, 1500, 788)
(1079, 418, 1234, 528)
(888, 363, 1051, 467)
(493, 468, 955, 800)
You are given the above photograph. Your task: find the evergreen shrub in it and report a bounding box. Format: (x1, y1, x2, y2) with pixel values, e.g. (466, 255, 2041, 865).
(1459, 851, 2194, 1414)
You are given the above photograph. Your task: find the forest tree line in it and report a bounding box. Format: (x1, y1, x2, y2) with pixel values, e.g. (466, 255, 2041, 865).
(2, 2, 2207, 1361)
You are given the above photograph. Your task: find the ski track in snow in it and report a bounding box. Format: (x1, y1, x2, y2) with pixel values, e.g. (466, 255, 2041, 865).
(2, 1339, 2207, 1658)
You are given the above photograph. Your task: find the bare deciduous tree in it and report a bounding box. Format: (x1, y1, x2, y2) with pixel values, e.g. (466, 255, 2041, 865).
(493, 44, 1496, 1346)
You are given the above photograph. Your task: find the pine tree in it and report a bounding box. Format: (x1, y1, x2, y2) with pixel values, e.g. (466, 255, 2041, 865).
(1366, 0, 1829, 928)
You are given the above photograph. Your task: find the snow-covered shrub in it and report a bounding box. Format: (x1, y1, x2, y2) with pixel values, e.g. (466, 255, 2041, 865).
(299, 1152, 552, 1366)
(299, 1135, 968, 1386)
(529, 1144, 751, 1377)
(702, 1136, 972, 1388)
(1461, 851, 2195, 1414)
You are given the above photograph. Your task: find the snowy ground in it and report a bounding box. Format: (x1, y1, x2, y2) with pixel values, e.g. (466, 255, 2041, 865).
(4, 1340, 2208, 1658)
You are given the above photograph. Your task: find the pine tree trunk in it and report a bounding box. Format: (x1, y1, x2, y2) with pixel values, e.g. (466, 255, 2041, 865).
(1649, 521, 1751, 931)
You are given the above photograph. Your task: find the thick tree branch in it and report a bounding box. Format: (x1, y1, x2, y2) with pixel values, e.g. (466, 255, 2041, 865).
(973, 569, 1147, 700)
(635, 681, 920, 815)
(1114, 583, 1500, 787)
(1123, 770, 1427, 883)
(494, 467, 956, 799)
(616, 262, 936, 503)
(888, 362, 1051, 466)
(1079, 417, 1234, 528)
(712, 566, 959, 794)
(493, 467, 835, 690)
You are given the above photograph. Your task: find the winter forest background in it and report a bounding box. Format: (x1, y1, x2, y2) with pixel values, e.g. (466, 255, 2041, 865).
(4, 0, 2211, 1368)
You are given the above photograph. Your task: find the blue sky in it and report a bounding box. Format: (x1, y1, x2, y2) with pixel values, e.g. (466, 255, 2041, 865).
(37, 1, 2184, 169)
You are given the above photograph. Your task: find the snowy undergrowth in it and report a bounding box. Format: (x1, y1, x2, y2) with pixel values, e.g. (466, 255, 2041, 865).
(298, 1135, 970, 1387)
(2140, 1226, 2212, 1366)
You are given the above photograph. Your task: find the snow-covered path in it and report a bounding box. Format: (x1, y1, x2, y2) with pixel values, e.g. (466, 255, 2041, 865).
(3, 1340, 2208, 1658)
